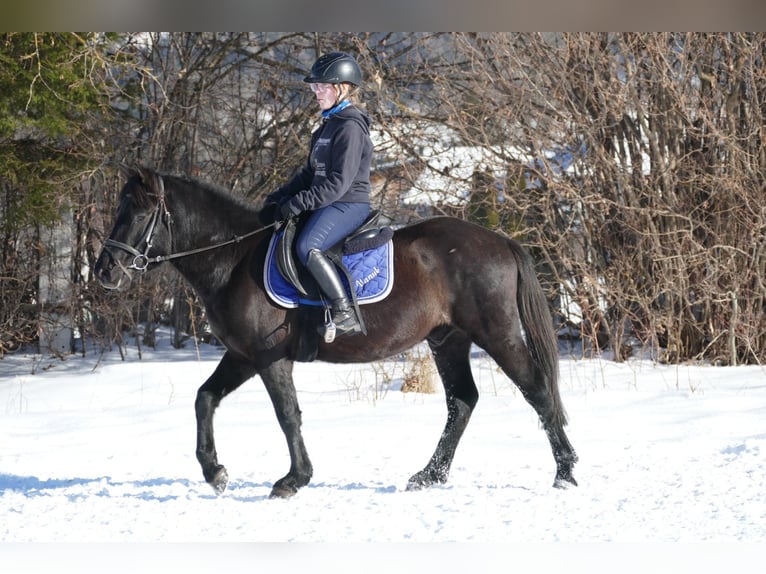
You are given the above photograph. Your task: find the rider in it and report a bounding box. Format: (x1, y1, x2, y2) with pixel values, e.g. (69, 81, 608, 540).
(261, 52, 373, 338)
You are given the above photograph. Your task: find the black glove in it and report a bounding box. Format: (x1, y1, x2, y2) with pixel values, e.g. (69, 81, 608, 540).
(278, 201, 295, 222)
(258, 202, 279, 226)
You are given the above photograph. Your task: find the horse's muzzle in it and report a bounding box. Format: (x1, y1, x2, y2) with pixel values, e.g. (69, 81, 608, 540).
(94, 251, 131, 291)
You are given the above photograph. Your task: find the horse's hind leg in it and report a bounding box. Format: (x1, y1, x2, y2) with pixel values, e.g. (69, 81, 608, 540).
(407, 328, 478, 491)
(483, 328, 578, 488)
(195, 351, 258, 494)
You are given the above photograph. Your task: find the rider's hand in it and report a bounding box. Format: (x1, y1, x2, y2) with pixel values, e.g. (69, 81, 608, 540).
(278, 200, 296, 222)
(259, 202, 279, 226)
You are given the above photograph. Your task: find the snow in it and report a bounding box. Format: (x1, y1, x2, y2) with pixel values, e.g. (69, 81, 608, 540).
(2, 332, 765, 569)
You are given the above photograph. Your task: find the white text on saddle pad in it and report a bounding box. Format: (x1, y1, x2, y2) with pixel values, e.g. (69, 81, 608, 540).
(356, 266, 381, 290)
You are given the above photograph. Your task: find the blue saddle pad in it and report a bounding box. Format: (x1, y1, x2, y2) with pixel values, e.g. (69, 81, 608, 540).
(264, 231, 395, 309)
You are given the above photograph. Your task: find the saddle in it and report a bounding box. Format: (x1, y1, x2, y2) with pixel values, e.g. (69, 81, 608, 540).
(271, 211, 394, 359)
(277, 210, 392, 301)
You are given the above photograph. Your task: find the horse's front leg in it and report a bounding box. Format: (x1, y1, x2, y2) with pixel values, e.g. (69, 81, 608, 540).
(259, 358, 313, 498)
(195, 351, 257, 494)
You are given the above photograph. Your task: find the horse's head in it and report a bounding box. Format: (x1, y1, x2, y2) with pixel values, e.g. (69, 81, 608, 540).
(95, 166, 172, 290)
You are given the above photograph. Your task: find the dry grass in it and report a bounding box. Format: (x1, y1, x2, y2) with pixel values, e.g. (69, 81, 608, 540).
(400, 347, 437, 394)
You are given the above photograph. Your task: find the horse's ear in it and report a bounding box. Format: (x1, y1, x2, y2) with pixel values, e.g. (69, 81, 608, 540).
(136, 165, 153, 185)
(119, 164, 138, 182)
(134, 166, 162, 196)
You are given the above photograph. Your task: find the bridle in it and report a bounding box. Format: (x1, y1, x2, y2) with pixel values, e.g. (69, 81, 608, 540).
(103, 175, 275, 274)
(103, 189, 170, 272)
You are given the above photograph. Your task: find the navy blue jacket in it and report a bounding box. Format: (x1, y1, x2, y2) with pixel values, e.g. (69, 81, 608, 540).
(268, 104, 373, 217)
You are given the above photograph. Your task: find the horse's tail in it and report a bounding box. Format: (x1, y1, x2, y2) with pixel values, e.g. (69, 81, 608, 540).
(512, 244, 568, 427)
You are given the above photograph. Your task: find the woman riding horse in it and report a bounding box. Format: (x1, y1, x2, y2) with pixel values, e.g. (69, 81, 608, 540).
(260, 52, 373, 339)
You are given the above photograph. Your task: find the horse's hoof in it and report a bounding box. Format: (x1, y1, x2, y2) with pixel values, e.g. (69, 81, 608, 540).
(405, 472, 429, 491)
(553, 474, 578, 489)
(269, 483, 298, 499)
(406, 468, 446, 491)
(210, 467, 229, 494)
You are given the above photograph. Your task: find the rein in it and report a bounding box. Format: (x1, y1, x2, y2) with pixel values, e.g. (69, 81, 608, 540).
(104, 175, 276, 272)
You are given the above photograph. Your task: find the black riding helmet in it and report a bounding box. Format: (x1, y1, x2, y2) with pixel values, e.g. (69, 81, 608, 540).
(303, 52, 362, 87)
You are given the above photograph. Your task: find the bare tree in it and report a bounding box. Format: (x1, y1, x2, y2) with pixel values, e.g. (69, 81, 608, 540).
(415, 33, 766, 364)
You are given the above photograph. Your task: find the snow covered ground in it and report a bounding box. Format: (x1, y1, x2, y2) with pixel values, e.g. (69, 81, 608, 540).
(2, 333, 765, 569)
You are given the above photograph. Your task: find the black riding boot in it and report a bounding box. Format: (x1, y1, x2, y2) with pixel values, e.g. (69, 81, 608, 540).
(305, 249, 362, 340)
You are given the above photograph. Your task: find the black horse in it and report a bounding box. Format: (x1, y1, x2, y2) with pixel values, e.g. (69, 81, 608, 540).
(95, 166, 578, 498)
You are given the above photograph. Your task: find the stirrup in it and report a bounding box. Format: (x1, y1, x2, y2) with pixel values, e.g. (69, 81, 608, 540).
(319, 306, 361, 343)
(320, 307, 337, 344)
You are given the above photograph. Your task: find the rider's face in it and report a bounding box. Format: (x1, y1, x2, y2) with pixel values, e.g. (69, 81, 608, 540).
(309, 82, 340, 110)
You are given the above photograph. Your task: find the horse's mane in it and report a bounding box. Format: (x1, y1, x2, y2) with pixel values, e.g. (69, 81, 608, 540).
(124, 165, 263, 221)
(168, 173, 261, 215)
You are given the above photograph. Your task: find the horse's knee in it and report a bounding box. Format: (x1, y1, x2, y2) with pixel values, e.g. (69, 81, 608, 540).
(195, 387, 221, 417)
